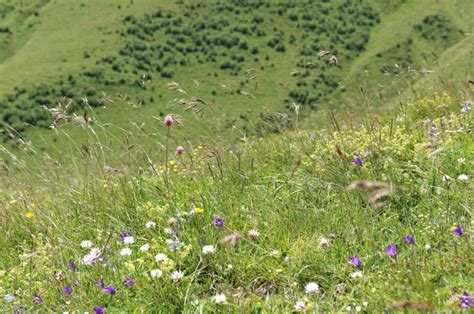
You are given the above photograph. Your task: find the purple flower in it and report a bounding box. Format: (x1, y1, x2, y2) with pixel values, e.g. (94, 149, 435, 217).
(428, 125, 437, 136)
(213, 217, 224, 228)
(460, 292, 473, 309)
(119, 232, 132, 243)
(453, 224, 463, 237)
(103, 285, 116, 295)
(403, 235, 415, 245)
(164, 115, 174, 126)
(349, 255, 362, 267)
(352, 155, 363, 166)
(14, 308, 21, 314)
(62, 284, 73, 296)
(93, 305, 106, 314)
(33, 295, 43, 303)
(123, 277, 135, 287)
(95, 279, 105, 288)
(384, 244, 397, 259)
(68, 261, 76, 272)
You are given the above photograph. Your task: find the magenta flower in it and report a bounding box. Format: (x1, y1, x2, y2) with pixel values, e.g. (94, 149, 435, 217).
(403, 235, 415, 245)
(352, 155, 363, 166)
(33, 295, 43, 303)
(176, 146, 185, 155)
(460, 292, 473, 309)
(164, 115, 174, 126)
(68, 261, 76, 272)
(213, 217, 224, 228)
(349, 255, 362, 267)
(62, 284, 73, 296)
(93, 305, 105, 314)
(103, 285, 116, 295)
(123, 277, 135, 287)
(453, 224, 463, 237)
(96, 279, 105, 288)
(384, 244, 397, 259)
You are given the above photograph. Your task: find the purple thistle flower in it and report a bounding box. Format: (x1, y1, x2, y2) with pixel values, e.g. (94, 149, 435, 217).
(68, 261, 76, 272)
(123, 277, 135, 287)
(453, 224, 463, 237)
(349, 255, 362, 267)
(213, 216, 224, 228)
(460, 292, 473, 309)
(103, 285, 116, 295)
(384, 244, 397, 259)
(93, 305, 106, 314)
(119, 232, 132, 243)
(403, 235, 415, 245)
(95, 279, 105, 288)
(62, 284, 73, 296)
(32, 295, 43, 303)
(352, 155, 363, 166)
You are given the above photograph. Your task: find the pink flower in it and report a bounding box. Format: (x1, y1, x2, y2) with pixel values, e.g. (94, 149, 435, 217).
(176, 146, 185, 155)
(164, 115, 174, 126)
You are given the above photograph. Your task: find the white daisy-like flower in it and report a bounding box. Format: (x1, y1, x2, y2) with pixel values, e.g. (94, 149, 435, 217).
(150, 269, 163, 278)
(319, 237, 330, 249)
(363, 301, 369, 307)
(350, 271, 363, 279)
(202, 245, 216, 255)
(140, 244, 150, 252)
(227, 264, 233, 270)
(424, 244, 431, 250)
(120, 248, 132, 256)
(80, 240, 93, 248)
(171, 270, 184, 283)
(123, 236, 135, 245)
(214, 293, 227, 304)
(145, 221, 156, 229)
(155, 253, 169, 263)
(458, 174, 468, 181)
(83, 248, 101, 265)
(294, 300, 307, 312)
(248, 229, 260, 239)
(355, 305, 362, 312)
(305, 282, 319, 295)
(4, 294, 15, 302)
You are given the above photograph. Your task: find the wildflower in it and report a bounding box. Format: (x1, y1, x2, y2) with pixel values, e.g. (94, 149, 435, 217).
(349, 255, 362, 267)
(461, 101, 471, 113)
(119, 232, 132, 243)
(328, 55, 339, 65)
(214, 293, 227, 304)
(155, 253, 169, 263)
(164, 115, 174, 126)
(458, 174, 468, 181)
(350, 271, 363, 279)
(123, 277, 135, 287)
(459, 292, 473, 309)
(81, 240, 93, 248)
(176, 146, 185, 154)
(140, 244, 150, 252)
(163, 228, 176, 236)
(270, 249, 280, 256)
(458, 158, 466, 165)
(403, 235, 416, 245)
(83, 248, 101, 265)
(352, 155, 363, 166)
(305, 282, 319, 295)
(248, 229, 260, 240)
(33, 295, 43, 303)
(385, 244, 397, 259)
(202, 245, 216, 255)
(319, 237, 330, 249)
(122, 236, 134, 245)
(68, 261, 76, 272)
(453, 224, 463, 237)
(294, 300, 307, 312)
(194, 207, 204, 214)
(442, 175, 451, 183)
(355, 305, 362, 312)
(4, 294, 15, 302)
(93, 305, 105, 314)
(171, 270, 184, 283)
(25, 211, 34, 218)
(120, 248, 132, 256)
(424, 244, 431, 250)
(168, 239, 181, 251)
(150, 269, 163, 278)
(103, 285, 116, 295)
(213, 216, 224, 228)
(63, 284, 73, 296)
(145, 221, 156, 229)
(95, 279, 105, 288)
(227, 264, 233, 270)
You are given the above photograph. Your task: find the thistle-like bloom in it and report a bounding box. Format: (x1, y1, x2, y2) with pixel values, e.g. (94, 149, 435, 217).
(460, 292, 473, 309)
(150, 269, 163, 278)
(352, 155, 363, 166)
(385, 244, 397, 259)
(248, 229, 260, 240)
(349, 255, 362, 267)
(294, 300, 307, 312)
(305, 282, 319, 295)
(96, 279, 105, 288)
(176, 146, 184, 155)
(33, 295, 43, 303)
(155, 253, 169, 263)
(145, 221, 156, 229)
(103, 285, 116, 295)
(171, 270, 184, 283)
(93, 305, 105, 314)
(213, 217, 224, 228)
(83, 248, 101, 265)
(68, 261, 76, 272)
(403, 235, 415, 245)
(123, 277, 135, 287)
(62, 284, 73, 296)
(164, 115, 174, 126)
(453, 224, 463, 237)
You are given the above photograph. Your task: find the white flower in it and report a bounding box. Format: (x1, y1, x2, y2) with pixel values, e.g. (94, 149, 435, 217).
(4, 294, 15, 302)
(457, 158, 466, 165)
(171, 270, 184, 283)
(319, 237, 330, 249)
(150, 269, 163, 278)
(305, 282, 319, 295)
(270, 249, 280, 256)
(164, 228, 175, 236)
(123, 236, 135, 245)
(227, 264, 233, 270)
(248, 229, 260, 239)
(168, 217, 178, 226)
(458, 174, 468, 181)
(355, 306, 362, 312)
(140, 244, 150, 252)
(83, 248, 101, 265)
(424, 244, 431, 250)
(155, 253, 168, 263)
(363, 301, 369, 307)
(80, 240, 92, 248)
(120, 248, 132, 256)
(350, 271, 363, 279)
(202, 245, 216, 255)
(442, 175, 451, 183)
(294, 300, 307, 312)
(214, 293, 227, 304)
(145, 221, 156, 229)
